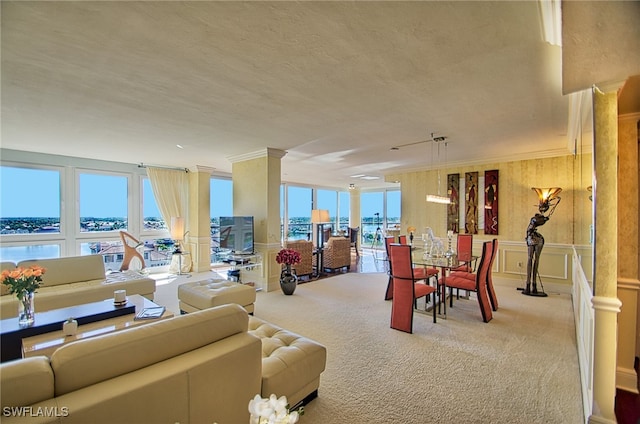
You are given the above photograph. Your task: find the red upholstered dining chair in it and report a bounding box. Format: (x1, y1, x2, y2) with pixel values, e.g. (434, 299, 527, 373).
(385, 235, 438, 301)
(444, 240, 494, 323)
(388, 243, 437, 333)
(453, 234, 475, 272)
(398, 234, 407, 244)
(486, 238, 499, 311)
(384, 236, 397, 300)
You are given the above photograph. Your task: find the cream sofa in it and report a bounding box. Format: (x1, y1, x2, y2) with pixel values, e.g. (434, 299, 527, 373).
(0, 304, 328, 423)
(0, 304, 263, 424)
(0, 255, 155, 320)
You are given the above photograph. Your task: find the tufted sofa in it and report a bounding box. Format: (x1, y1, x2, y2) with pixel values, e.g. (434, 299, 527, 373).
(0, 304, 262, 424)
(0, 255, 155, 320)
(322, 236, 352, 272)
(248, 315, 327, 408)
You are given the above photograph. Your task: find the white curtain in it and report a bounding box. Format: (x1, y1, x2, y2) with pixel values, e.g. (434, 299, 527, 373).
(147, 167, 189, 235)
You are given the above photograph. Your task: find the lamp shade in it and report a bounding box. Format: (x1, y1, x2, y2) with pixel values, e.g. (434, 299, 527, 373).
(170, 217, 185, 241)
(532, 187, 562, 214)
(311, 209, 330, 223)
(532, 187, 562, 202)
(426, 194, 451, 204)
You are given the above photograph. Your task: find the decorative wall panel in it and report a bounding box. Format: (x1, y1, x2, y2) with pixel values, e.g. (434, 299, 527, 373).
(447, 173, 460, 233)
(464, 171, 478, 234)
(484, 169, 499, 234)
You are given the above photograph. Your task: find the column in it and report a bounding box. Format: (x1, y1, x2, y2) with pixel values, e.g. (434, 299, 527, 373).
(589, 87, 622, 424)
(187, 166, 214, 273)
(229, 148, 286, 292)
(616, 113, 640, 393)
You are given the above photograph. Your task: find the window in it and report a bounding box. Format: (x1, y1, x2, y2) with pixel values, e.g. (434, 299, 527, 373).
(338, 191, 350, 233)
(287, 186, 312, 241)
(79, 172, 128, 233)
(1, 166, 61, 235)
(317, 189, 337, 232)
(360, 190, 400, 249)
(210, 177, 233, 262)
(142, 178, 166, 231)
(0, 243, 61, 262)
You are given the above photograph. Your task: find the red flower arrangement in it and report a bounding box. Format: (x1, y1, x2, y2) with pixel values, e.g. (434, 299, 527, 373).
(275, 249, 301, 266)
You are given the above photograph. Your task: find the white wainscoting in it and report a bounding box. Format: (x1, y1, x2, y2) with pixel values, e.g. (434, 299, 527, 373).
(572, 247, 594, 423)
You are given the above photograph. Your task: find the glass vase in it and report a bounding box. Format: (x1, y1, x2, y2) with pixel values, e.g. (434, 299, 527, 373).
(18, 291, 35, 327)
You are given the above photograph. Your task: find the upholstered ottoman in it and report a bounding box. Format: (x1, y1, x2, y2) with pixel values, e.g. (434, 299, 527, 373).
(178, 279, 256, 314)
(248, 316, 327, 408)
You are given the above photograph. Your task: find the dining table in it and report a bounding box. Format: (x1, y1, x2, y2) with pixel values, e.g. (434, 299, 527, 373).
(410, 247, 478, 319)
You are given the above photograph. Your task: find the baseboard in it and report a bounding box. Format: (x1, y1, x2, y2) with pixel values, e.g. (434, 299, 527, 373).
(616, 366, 640, 394)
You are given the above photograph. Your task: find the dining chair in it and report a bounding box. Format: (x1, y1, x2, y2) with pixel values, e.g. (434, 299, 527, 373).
(453, 233, 475, 272)
(396, 234, 438, 280)
(384, 236, 397, 300)
(486, 238, 499, 311)
(388, 243, 437, 333)
(443, 240, 494, 323)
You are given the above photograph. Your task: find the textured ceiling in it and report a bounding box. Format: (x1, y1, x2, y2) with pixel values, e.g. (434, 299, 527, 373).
(1, 1, 574, 189)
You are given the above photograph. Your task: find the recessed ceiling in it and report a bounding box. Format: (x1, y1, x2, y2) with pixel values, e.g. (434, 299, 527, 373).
(2, 1, 571, 189)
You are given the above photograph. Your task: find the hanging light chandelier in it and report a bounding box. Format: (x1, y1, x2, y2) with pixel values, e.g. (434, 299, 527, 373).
(426, 137, 451, 204)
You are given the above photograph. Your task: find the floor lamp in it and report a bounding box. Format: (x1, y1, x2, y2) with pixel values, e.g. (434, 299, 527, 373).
(171, 217, 189, 276)
(522, 187, 561, 297)
(311, 209, 330, 276)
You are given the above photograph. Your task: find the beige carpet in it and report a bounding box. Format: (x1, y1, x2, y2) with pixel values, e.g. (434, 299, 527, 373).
(155, 272, 584, 424)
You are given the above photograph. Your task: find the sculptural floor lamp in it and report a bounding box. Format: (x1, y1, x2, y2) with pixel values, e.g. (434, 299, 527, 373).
(523, 187, 561, 297)
(171, 217, 189, 276)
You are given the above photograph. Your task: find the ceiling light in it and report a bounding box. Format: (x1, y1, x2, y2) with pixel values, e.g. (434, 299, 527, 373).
(176, 144, 184, 149)
(426, 139, 451, 204)
(350, 174, 365, 178)
(361, 176, 380, 180)
(349, 183, 355, 190)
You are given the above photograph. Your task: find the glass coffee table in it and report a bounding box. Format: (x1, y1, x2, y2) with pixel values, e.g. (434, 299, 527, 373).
(21, 295, 173, 359)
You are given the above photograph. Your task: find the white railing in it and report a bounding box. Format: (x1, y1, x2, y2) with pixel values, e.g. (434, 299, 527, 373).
(572, 247, 593, 423)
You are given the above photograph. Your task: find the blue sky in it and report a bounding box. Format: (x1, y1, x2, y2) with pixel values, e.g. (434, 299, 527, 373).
(1, 166, 396, 219)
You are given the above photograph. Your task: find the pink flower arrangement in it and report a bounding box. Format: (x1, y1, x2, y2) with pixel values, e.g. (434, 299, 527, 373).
(275, 249, 301, 266)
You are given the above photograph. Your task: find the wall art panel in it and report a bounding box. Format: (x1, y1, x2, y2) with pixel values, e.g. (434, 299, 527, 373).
(484, 169, 499, 234)
(465, 171, 478, 234)
(447, 173, 460, 233)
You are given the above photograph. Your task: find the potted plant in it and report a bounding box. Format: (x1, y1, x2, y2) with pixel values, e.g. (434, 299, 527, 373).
(275, 248, 301, 295)
(1, 265, 46, 327)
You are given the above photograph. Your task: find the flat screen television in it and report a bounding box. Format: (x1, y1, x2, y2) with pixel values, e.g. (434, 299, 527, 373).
(218, 216, 254, 255)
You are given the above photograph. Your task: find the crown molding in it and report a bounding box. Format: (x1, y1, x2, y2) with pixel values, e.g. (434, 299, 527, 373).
(227, 148, 287, 163)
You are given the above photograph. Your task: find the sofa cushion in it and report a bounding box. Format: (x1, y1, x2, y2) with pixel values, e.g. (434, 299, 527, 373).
(249, 316, 327, 406)
(51, 304, 250, 395)
(18, 255, 106, 287)
(0, 356, 54, 408)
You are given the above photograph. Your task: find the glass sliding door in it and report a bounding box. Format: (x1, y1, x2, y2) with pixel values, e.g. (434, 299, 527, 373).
(287, 186, 312, 241)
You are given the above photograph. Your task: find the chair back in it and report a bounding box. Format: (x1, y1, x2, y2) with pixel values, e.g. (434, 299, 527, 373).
(474, 240, 494, 322)
(457, 234, 473, 262)
(388, 243, 415, 281)
(388, 243, 417, 333)
(398, 234, 407, 245)
(486, 238, 499, 310)
(348, 227, 359, 244)
(322, 227, 332, 244)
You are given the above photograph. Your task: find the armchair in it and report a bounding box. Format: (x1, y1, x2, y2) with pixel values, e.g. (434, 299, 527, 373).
(322, 237, 351, 273)
(285, 240, 314, 279)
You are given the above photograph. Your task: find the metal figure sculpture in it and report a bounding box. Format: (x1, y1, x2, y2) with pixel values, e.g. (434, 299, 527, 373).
(523, 187, 561, 297)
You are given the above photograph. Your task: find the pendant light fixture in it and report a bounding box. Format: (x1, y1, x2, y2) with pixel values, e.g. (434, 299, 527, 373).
(426, 137, 451, 204)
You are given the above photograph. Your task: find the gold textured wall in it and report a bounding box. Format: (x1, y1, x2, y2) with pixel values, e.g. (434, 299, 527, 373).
(387, 155, 582, 244)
